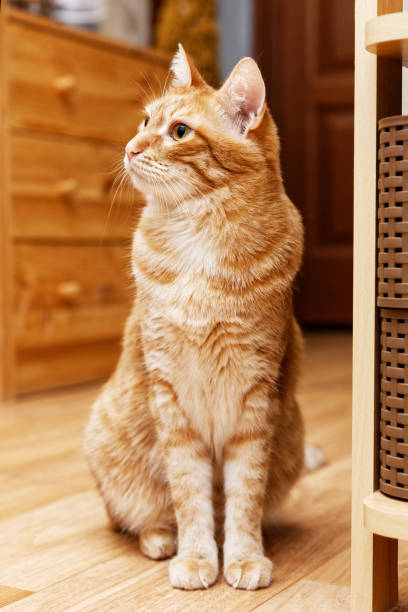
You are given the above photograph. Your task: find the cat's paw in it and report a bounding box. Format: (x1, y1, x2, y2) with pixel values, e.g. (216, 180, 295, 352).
(224, 554, 273, 590)
(169, 555, 218, 590)
(139, 528, 176, 560)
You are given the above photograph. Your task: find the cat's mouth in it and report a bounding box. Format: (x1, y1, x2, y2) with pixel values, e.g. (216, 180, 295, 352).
(126, 156, 165, 185)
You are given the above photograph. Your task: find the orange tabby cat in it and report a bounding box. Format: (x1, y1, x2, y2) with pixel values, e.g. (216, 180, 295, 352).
(84, 44, 305, 591)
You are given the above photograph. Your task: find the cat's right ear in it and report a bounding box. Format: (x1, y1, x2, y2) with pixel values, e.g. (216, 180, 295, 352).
(169, 43, 207, 88)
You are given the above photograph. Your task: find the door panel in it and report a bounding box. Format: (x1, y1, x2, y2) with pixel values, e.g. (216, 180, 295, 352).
(318, 0, 354, 72)
(316, 109, 354, 245)
(255, 0, 354, 324)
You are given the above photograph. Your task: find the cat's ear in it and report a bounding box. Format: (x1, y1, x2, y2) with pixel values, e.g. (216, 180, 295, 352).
(170, 43, 206, 88)
(215, 57, 266, 134)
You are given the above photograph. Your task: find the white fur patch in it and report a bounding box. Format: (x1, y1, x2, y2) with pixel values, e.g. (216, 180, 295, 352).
(171, 43, 192, 88)
(304, 444, 326, 473)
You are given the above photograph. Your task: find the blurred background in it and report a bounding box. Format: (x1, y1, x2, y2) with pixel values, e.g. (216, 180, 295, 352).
(0, 0, 354, 398)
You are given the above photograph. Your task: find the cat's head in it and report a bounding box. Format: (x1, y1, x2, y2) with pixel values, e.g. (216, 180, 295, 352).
(124, 44, 271, 206)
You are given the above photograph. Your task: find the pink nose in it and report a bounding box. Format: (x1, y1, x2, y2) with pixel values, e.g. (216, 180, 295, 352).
(125, 139, 143, 161)
(126, 146, 142, 161)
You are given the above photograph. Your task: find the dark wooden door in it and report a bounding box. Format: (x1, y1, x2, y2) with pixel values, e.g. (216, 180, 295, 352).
(255, 0, 354, 325)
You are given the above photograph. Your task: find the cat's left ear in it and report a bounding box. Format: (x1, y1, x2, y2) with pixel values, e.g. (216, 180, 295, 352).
(170, 43, 207, 88)
(215, 57, 266, 134)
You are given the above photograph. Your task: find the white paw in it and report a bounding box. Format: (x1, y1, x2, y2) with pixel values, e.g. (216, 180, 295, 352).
(169, 555, 218, 590)
(139, 528, 176, 560)
(224, 554, 273, 590)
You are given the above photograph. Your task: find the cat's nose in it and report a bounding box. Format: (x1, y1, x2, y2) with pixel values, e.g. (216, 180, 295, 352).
(125, 146, 141, 161)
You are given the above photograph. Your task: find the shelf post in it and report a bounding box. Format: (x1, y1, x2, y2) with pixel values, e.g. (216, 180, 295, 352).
(352, 0, 386, 609)
(353, 0, 403, 610)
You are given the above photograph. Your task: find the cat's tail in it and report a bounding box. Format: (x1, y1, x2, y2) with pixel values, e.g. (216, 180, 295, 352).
(262, 443, 328, 527)
(303, 444, 327, 474)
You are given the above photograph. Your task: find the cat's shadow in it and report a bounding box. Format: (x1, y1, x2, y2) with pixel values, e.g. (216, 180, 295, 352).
(263, 520, 306, 559)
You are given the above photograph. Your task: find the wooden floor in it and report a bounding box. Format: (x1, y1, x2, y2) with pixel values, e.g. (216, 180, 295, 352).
(0, 330, 403, 611)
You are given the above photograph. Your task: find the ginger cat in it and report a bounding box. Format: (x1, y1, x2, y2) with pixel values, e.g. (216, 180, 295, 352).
(84, 44, 305, 591)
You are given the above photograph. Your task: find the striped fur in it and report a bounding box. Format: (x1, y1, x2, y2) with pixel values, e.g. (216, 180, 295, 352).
(84, 49, 304, 591)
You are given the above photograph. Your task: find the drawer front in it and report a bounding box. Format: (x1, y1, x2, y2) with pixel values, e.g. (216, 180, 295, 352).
(17, 339, 122, 394)
(15, 243, 132, 350)
(11, 133, 142, 241)
(8, 19, 169, 142)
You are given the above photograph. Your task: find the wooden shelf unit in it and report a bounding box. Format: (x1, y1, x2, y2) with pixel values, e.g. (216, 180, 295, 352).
(364, 490, 408, 540)
(366, 12, 408, 57)
(0, 6, 169, 397)
(352, 1, 406, 611)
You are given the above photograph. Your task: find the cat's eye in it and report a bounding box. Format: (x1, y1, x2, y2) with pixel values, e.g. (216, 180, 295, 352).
(143, 117, 149, 127)
(171, 123, 191, 141)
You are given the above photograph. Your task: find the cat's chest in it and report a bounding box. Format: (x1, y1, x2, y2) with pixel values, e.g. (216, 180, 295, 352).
(170, 319, 263, 459)
(132, 224, 222, 312)
(142, 300, 270, 460)
(134, 225, 266, 456)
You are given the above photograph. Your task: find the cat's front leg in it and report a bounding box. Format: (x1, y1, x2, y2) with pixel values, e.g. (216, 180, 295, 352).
(223, 380, 275, 590)
(151, 376, 218, 590)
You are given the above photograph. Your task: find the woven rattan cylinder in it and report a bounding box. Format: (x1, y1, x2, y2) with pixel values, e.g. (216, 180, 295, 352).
(377, 115, 408, 308)
(380, 308, 408, 500)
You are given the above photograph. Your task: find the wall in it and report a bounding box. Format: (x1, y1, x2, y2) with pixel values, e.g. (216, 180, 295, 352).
(217, 0, 253, 80)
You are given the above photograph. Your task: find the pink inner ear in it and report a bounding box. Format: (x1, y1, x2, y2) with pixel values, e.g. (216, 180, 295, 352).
(232, 64, 265, 116)
(217, 58, 266, 130)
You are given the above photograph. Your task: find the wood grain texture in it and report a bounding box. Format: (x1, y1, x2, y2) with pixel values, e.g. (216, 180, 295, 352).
(0, 332, 353, 610)
(16, 338, 122, 395)
(6, 6, 171, 64)
(11, 132, 142, 241)
(366, 12, 408, 58)
(255, 550, 351, 611)
(0, 7, 16, 399)
(13, 240, 131, 393)
(8, 18, 168, 143)
(0, 586, 33, 608)
(1, 6, 169, 397)
(353, 1, 406, 610)
(364, 490, 408, 539)
(377, 0, 403, 15)
(352, 1, 380, 611)
(14, 243, 131, 350)
(372, 535, 398, 612)
(398, 540, 408, 605)
(255, 0, 354, 325)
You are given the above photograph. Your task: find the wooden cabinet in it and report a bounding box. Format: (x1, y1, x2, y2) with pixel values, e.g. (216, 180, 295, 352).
(11, 133, 135, 241)
(8, 15, 163, 142)
(0, 7, 169, 396)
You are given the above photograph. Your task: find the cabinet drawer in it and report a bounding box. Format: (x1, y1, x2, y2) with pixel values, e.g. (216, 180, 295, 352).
(8, 17, 169, 142)
(15, 243, 132, 350)
(17, 339, 122, 394)
(11, 133, 142, 241)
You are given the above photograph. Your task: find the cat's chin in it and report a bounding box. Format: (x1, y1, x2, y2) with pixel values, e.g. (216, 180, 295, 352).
(127, 170, 148, 192)
(128, 175, 170, 205)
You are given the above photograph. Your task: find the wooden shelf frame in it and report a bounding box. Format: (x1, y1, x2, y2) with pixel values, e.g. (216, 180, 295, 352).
(352, 1, 404, 611)
(366, 12, 408, 58)
(364, 490, 408, 539)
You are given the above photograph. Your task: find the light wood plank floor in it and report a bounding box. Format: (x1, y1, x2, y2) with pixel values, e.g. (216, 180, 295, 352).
(0, 330, 401, 611)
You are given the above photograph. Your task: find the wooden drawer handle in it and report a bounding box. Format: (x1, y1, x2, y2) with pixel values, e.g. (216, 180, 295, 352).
(55, 178, 79, 200)
(57, 281, 81, 298)
(53, 74, 77, 95)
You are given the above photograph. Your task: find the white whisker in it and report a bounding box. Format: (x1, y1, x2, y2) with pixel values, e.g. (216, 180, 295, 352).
(101, 168, 128, 243)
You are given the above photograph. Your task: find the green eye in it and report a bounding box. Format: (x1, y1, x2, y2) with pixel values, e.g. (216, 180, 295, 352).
(171, 123, 191, 141)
